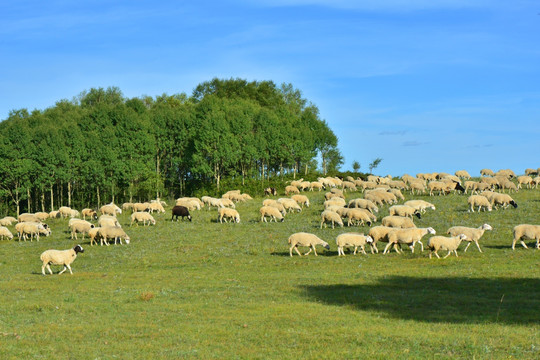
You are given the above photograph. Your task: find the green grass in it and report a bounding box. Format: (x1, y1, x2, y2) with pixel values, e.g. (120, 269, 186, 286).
(0, 188, 539, 359)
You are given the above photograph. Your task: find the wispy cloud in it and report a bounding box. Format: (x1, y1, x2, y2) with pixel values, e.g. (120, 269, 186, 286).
(402, 140, 430, 147)
(379, 130, 407, 136)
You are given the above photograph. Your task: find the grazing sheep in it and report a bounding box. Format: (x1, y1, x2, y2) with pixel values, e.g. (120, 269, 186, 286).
(218, 208, 240, 223)
(0, 216, 17, 226)
(345, 209, 375, 227)
(336, 233, 373, 256)
(409, 180, 426, 195)
(100, 203, 122, 216)
(81, 208, 98, 220)
(262, 200, 287, 215)
(367, 226, 395, 254)
(15, 222, 49, 242)
(496, 169, 516, 179)
(342, 181, 357, 192)
(176, 198, 201, 211)
(264, 187, 277, 196)
(388, 180, 407, 190)
(40, 245, 84, 275)
(285, 185, 300, 195)
(58, 206, 73, 218)
(498, 179, 518, 193)
(291, 195, 310, 208)
(480, 169, 495, 176)
(403, 200, 436, 214)
(447, 224, 492, 253)
(455, 170, 471, 179)
(279, 198, 302, 213)
(309, 182, 324, 191)
(428, 181, 448, 196)
(202, 197, 224, 210)
(320, 210, 344, 229)
(130, 212, 156, 226)
(69, 220, 95, 240)
(49, 210, 60, 219)
(122, 203, 134, 212)
(219, 198, 236, 209)
(427, 234, 468, 259)
(347, 198, 379, 213)
(512, 224, 540, 250)
(97, 215, 120, 228)
(97, 226, 130, 246)
(260, 206, 284, 222)
(490, 193, 518, 209)
(148, 202, 166, 213)
(0, 226, 14, 240)
(288, 232, 330, 257)
(467, 195, 492, 212)
(364, 192, 384, 207)
(383, 227, 436, 254)
(88, 227, 101, 246)
(388, 188, 405, 200)
(132, 202, 151, 212)
(171, 206, 192, 221)
(18, 213, 41, 223)
(525, 168, 538, 176)
(381, 216, 416, 229)
(517, 176, 534, 189)
(35, 212, 49, 221)
(324, 197, 347, 208)
(389, 205, 421, 219)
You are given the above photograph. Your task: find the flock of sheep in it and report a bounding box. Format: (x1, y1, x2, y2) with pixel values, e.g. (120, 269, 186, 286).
(0, 167, 539, 274)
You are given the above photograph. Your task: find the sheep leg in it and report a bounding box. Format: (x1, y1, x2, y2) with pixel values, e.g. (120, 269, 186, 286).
(294, 246, 303, 256)
(443, 250, 452, 259)
(353, 246, 358, 255)
(46, 264, 54, 275)
(454, 250, 459, 257)
(312, 245, 318, 256)
(417, 240, 424, 252)
(463, 242, 471, 252)
(382, 243, 392, 254)
(434, 250, 440, 259)
(58, 265, 68, 275)
(474, 241, 482, 253)
(42, 265, 47, 275)
(360, 246, 366, 255)
(520, 240, 528, 249)
(304, 247, 313, 256)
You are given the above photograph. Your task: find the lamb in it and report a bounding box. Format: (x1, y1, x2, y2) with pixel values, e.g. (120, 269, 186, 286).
(69, 220, 95, 240)
(403, 200, 436, 214)
(367, 226, 395, 254)
(490, 193, 518, 209)
(99, 203, 122, 216)
(427, 234, 468, 259)
(320, 210, 344, 229)
(130, 212, 156, 226)
(383, 227, 436, 254)
(467, 195, 492, 212)
(260, 206, 284, 222)
(0, 226, 14, 240)
(40, 245, 84, 275)
(81, 208, 98, 220)
(346, 209, 374, 227)
(88, 227, 101, 246)
(171, 206, 192, 221)
(389, 205, 421, 219)
(0, 216, 17, 226)
(97, 226, 131, 246)
(512, 224, 540, 250)
(122, 202, 134, 212)
(347, 198, 379, 213)
(447, 224, 492, 253)
(480, 168, 495, 176)
(97, 215, 120, 228)
(336, 233, 373, 256)
(288, 232, 330, 257)
(218, 208, 240, 223)
(285, 185, 300, 195)
(291, 195, 310, 208)
(381, 216, 416, 229)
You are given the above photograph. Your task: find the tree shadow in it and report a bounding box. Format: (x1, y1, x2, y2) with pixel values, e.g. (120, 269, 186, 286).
(301, 276, 539, 324)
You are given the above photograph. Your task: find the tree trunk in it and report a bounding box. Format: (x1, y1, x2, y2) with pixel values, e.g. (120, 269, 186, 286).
(67, 182, 71, 207)
(97, 186, 101, 208)
(27, 187, 31, 213)
(41, 191, 45, 212)
(156, 154, 160, 199)
(305, 163, 308, 176)
(50, 184, 54, 211)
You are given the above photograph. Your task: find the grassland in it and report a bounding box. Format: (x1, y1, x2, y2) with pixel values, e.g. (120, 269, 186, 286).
(0, 187, 539, 359)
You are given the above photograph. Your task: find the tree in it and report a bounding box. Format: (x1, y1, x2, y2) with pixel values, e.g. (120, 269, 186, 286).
(352, 161, 361, 172)
(369, 158, 383, 174)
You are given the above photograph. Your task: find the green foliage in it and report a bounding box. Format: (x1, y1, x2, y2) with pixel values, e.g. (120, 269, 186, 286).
(368, 157, 383, 174)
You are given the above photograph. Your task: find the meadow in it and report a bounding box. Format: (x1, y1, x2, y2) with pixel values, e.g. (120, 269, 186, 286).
(0, 186, 539, 359)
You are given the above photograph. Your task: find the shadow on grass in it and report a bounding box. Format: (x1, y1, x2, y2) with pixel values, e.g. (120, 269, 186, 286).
(271, 250, 336, 257)
(301, 276, 540, 324)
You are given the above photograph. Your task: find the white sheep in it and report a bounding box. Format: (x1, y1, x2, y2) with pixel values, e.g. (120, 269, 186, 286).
(97, 215, 120, 228)
(447, 224, 492, 253)
(383, 227, 436, 254)
(0, 226, 14, 240)
(285, 185, 300, 195)
(176, 198, 201, 211)
(81, 208, 98, 220)
(218, 208, 240, 223)
(291, 194, 310, 208)
(512, 224, 540, 250)
(427, 234, 468, 259)
(132, 202, 151, 212)
(346, 209, 374, 227)
(18, 213, 41, 223)
(88, 227, 101, 246)
(15, 222, 49, 242)
(320, 210, 343, 229)
(409, 180, 426, 195)
(288, 232, 330, 257)
(99, 203, 122, 216)
(97, 226, 130, 246)
(455, 170, 471, 179)
(490, 193, 518, 209)
(324, 198, 346, 208)
(467, 195, 492, 212)
(336, 233, 373, 256)
(279, 198, 302, 213)
(347, 198, 379, 213)
(260, 206, 284, 222)
(148, 201, 166, 213)
(0, 216, 17, 226)
(389, 205, 421, 219)
(34, 212, 49, 221)
(403, 200, 436, 214)
(130, 212, 156, 226)
(58, 206, 73, 218)
(367, 226, 395, 254)
(69, 220, 95, 240)
(310, 181, 324, 191)
(41, 244, 84, 275)
(480, 168, 495, 176)
(381, 216, 416, 229)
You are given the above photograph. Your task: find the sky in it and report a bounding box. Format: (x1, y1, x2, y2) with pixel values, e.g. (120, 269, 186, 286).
(1, 0, 539, 176)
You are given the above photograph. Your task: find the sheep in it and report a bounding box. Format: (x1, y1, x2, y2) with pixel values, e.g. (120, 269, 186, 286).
(495, 169, 516, 178)
(88, 227, 101, 246)
(122, 202, 134, 212)
(49, 210, 60, 219)
(262, 200, 287, 215)
(428, 181, 449, 196)
(40, 245, 84, 275)
(81, 208, 98, 220)
(288, 232, 330, 257)
(347, 198, 379, 213)
(320, 210, 343, 229)
(99, 203, 122, 216)
(364, 192, 384, 207)
(447, 224, 492, 253)
(18, 213, 40, 223)
(279, 198, 302, 213)
(34, 212, 49, 221)
(241, 193, 253, 201)
(381, 216, 416, 229)
(517, 176, 534, 189)
(383, 227, 436, 254)
(291, 195, 310, 208)
(309, 182, 324, 191)
(285, 185, 300, 195)
(389, 205, 421, 219)
(0, 216, 17, 226)
(15, 222, 49, 242)
(388, 188, 405, 200)
(260, 206, 284, 222)
(512, 224, 540, 250)
(534, 176, 540, 189)
(480, 168, 495, 176)
(0, 226, 14, 240)
(490, 193, 518, 209)
(264, 187, 277, 196)
(346, 209, 374, 227)
(299, 181, 311, 191)
(525, 168, 538, 176)
(130, 212, 156, 226)
(218, 208, 240, 223)
(480, 176, 499, 189)
(467, 195, 492, 212)
(499, 179, 518, 193)
(455, 170, 471, 179)
(427, 234, 468, 259)
(97, 226, 130, 246)
(97, 215, 120, 228)
(324, 198, 346, 208)
(171, 206, 192, 221)
(367, 226, 395, 254)
(342, 181, 357, 192)
(203, 197, 225, 210)
(403, 200, 436, 214)
(176, 198, 201, 211)
(388, 180, 407, 190)
(148, 201, 166, 213)
(336, 233, 373, 256)
(58, 206, 73, 218)
(219, 198, 236, 209)
(132, 202, 151, 212)
(68, 220, 95, 240)
(409, 180, 426, 195)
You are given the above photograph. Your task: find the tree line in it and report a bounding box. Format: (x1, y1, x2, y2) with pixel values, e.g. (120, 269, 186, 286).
(0, 78, 343, 215)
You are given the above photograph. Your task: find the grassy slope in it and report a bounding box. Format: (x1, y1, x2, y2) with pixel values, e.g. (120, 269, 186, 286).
(0, 187, 539, 359)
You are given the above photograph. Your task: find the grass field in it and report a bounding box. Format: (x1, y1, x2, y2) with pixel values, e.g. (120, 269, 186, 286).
(0, 186, 539, 359)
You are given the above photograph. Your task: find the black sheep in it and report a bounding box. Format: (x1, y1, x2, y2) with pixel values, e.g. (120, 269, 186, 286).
(171, 206, 192, 221)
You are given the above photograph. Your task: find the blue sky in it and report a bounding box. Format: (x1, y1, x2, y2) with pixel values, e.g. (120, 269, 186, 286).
(1, 0, 539, 176)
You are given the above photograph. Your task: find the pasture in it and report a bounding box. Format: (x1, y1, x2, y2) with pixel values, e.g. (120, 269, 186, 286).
(0, 187, 539, 359)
